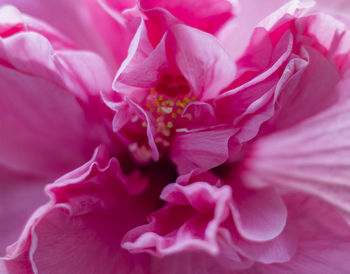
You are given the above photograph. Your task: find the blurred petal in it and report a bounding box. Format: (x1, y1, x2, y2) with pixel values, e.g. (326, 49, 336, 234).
(0, 171, 48, 257)
(255, 194, 350, 273)
(0, 0, 130, 68)
(140, 0, 237, 35)
(243, 78, 350, 212)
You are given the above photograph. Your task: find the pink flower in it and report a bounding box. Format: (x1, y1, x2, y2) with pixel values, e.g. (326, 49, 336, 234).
(0, 3, 122, 255)
(2, 0, 350, 273)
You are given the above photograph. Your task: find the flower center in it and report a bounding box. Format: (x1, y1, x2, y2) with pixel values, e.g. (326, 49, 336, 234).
(144, 73, 196, 147)
(127, 73, 197, 163)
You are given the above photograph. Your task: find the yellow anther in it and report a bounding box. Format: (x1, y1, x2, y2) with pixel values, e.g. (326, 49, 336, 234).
(146, 102, 151, 108)
(168, 100, 175, 106)
(156, 108, 161, 114)
(177, 108, 182, 114)
(183, 97, 190, 104)
(150, 88, 156, 95)
(142, 122, 147, 127)
(171, 113, 177, 119)
(150, 107, 155, 113)
(161, 106, 173, 114)
(167, 121, 174, 128)
(158, 95, 164, 101)
(154, 99, 160, 106)
(176, 100, 181, 106)
(191, 97, 196, 101)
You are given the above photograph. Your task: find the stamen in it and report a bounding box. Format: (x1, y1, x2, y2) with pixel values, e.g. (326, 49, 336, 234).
(167, 121, 174, 128)
(142, 73, 197, 151)
(161, 106, 173, 114)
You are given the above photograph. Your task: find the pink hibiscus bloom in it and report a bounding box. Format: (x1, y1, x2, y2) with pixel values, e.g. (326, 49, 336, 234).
(2, 0, 350, 273)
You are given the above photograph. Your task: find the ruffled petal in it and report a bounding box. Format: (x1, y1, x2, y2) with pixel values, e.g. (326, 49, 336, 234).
(166, 24, 236, 100)
(215, 27, 294, 143)
(218, 0, 310, 61)
(2, 145, 154, 273)
(122, 182, 232, 257)
(269, 46, 340, 131)
(113, 19, 167, 92)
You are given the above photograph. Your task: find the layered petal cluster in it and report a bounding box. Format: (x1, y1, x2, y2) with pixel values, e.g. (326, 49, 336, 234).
(0, 3, 116, 257)
(237, 0, 350, 217)
(2, 0, 350, 274)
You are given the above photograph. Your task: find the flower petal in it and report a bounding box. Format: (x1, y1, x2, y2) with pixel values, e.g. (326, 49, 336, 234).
(227, 216, 297, 264)
(2, 145, 154, 273)
(139, 0, 237, 35)
(269, 46, 340, 130)
(243, 76, 350, 213)
(0, 0, 129, 67)
(166, 24, 236, 100)
(218, 0, 309, 61)
(170, 127, 237, 174)
(0, 33, 112, 180)
(230, 185, 287, 242)
(114, 19, 168, 91)
(122, 182, 232, 256)
(0, 171, 48, 257)
(255, 194, 350, 273)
